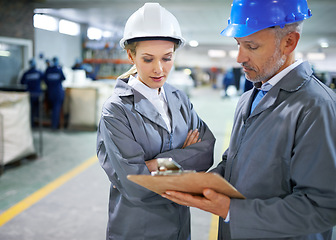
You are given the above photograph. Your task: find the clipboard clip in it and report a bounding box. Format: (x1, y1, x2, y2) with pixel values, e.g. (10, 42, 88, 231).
(151, 158, 195, 176)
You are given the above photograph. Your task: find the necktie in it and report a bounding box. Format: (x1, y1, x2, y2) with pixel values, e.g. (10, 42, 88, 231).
(250, 90, 268, 114)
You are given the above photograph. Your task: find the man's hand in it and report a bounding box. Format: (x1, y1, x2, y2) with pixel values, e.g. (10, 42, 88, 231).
(162, 188, 230, 219)
(182, 129, 201, 148)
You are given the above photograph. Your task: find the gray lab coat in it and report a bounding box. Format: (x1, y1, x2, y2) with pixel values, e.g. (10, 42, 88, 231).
(213, 61, 336, 239)
(97, 78, 215, 240)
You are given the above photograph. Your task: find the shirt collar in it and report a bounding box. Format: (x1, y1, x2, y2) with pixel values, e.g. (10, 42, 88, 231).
(128, 75, 167, 101)
(256, 59, 303, 91)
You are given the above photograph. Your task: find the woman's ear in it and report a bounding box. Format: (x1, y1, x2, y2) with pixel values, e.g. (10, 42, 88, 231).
(283, 31, 300, 55)
(126, 50, 134, 64)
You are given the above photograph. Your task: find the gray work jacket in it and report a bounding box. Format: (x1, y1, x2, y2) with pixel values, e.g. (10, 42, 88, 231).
(97, 78, 215, 240)
(213, 61, 336, 239)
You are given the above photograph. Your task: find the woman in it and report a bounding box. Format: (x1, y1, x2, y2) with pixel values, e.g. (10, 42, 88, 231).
(97, 3, 215, 239)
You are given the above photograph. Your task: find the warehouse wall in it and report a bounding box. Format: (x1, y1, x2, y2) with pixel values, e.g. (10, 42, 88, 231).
(0, 0, 81, 81)
(0, 0, 34, 41)
(0, 0, 35, 85)
(34, 28, 82, 71)
(176, 48, 239, 69)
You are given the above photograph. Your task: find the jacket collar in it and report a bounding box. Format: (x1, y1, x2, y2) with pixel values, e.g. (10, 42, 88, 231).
(163, 84, 183, 132)
(114, 78, 182, 132)
(246, 61, 313, 118)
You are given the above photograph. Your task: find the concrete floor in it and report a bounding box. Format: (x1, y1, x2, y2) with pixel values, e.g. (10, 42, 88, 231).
(0, 85, 335, 239)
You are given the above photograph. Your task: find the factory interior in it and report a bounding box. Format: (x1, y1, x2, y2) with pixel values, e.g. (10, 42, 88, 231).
(0, 0, 336, 239)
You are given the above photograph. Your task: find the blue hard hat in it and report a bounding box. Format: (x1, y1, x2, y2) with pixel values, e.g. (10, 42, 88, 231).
(29, 58, 36, 68)
(75, 58, 82, 64)
(52, 57, 59, 66)
(221, 0, 312, 38)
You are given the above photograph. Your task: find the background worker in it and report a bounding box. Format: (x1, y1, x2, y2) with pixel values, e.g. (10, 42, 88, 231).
(44, 56, 66, 129)
(71, 58, 83, 70)
(45, 58, 51, 71)
(20, 58, 43, 127)
(96, 3, 215, 240)
(163, 0, 336, 239)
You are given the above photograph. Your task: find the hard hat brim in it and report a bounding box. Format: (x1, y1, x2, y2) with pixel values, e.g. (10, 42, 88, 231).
(120, 36, 185, 49)
(125, 36, 182, 46)
(221, 24, 262, 38)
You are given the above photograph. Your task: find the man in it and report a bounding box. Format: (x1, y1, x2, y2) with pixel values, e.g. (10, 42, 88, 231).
(44, 57, 66, 129)
(163, 0, 336, 239)
(20, 58, 43, 127)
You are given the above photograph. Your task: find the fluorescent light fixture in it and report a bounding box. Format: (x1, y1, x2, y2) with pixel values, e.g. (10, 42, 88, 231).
(59, 19, 80, 36)
(320, 42, 329, 48)
(307, 52, 326, 61)
(208, 49, 226, 58)
(87, 27, 102, 40)
(189, 40, 199, 47)
(0, 50, 10, 57)
(33, 14, 58, 31)
(103, 31, 112, 38)
(229, 50, 238, 58)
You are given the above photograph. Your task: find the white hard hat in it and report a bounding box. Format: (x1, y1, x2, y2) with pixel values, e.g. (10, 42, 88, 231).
(120, 3, 185, 49)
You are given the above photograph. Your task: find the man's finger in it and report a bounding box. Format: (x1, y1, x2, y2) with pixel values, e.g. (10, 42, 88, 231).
(203, 188, 214, 197)
(162, 192, 189, 206)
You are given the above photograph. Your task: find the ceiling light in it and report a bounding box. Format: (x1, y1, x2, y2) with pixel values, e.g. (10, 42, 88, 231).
(59, 19, 80, 36)
(229, 50, 238, 58)
(320, 42, 329, 48)
(208, 49, 226, 58)
(307, 52, 326, 61)
(87, 27, 102, 40)
(33, 14, 58, 32)
(103, 31, 112, 38)
(189, 40, 199, 47)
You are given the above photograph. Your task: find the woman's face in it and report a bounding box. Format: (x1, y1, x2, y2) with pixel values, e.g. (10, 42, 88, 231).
(127, 40, 175, 89)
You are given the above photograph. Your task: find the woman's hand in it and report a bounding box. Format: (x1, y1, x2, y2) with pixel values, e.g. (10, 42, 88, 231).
(145, 159, 158, 172)
(182, 129, 201, 148)
(146, 129, 201, 172)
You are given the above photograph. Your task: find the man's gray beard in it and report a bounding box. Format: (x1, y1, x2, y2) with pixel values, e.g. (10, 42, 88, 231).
(244, 50, 286, 84)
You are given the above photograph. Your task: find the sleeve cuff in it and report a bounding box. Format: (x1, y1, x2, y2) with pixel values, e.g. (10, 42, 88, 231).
(224, 210, 230, 223)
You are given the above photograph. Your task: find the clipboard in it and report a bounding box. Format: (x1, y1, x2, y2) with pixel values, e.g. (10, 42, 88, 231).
(127, 172, 245, 199)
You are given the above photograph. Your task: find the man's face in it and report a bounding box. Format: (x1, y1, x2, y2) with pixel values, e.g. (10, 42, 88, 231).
(235, 28, 287, 84)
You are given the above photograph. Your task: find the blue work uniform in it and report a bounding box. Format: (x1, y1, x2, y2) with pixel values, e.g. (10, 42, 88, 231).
(20, 67, 43, 126)
(44, 65, 66, 129)
(97, 78, 215, 240)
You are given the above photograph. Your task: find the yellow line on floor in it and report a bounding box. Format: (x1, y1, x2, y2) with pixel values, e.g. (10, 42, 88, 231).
(208, 121, 233, 240)
(0, 155, 98, 227)
(209, 214, 219, 239)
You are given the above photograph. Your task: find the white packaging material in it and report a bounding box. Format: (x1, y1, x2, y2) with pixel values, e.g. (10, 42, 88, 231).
(68, 87, 97, 128)
(0, 91, 35, 165)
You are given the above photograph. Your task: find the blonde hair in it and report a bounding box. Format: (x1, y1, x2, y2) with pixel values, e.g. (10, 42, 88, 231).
(118, 40, 179, 79)
(119, 42, 138, 79)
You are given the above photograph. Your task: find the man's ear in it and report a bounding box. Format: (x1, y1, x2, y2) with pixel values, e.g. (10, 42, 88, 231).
(283, 31, 300, 55)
